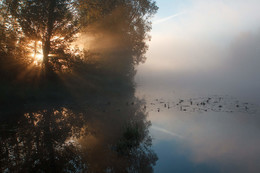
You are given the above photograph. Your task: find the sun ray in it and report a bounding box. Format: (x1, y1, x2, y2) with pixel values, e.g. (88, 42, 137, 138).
(28, 40, 43, 66)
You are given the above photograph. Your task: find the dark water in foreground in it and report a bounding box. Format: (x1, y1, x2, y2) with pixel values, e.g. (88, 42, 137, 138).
(0, 95, 157, 173)
(1, 88, 260, 172)
(1, 75, 260, 173)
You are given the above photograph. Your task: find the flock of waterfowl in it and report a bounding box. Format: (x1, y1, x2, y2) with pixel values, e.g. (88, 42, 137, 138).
(92, 95, 258, 115)
(146, 95, 258, 114)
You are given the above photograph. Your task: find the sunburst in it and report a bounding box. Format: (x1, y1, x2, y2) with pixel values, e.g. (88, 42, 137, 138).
(29, 41, 43, 65)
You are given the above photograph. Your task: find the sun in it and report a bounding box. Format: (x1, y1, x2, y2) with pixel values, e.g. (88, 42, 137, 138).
(31, 52, 43, 61)
(29, 41, 43, 65)
(31, 50, 43, 66)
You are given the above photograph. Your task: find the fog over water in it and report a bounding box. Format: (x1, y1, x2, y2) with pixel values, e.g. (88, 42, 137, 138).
(1, 0, 260, 172)
(135, 0, 260, 172)
(136, 0, 260, 102)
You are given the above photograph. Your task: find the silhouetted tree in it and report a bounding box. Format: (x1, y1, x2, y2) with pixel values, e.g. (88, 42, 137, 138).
(0, 0, 158, 105)
(1, 0, 157, 75)
(79, 0, 158, 69)
(5, 0, 80, 74)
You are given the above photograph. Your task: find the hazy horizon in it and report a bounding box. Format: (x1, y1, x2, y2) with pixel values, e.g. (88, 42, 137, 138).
(136, 0, 260, 102)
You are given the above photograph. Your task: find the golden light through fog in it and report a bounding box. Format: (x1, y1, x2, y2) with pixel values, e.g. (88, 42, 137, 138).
(31, 51, 43, 61)
(29, 41, 43, 65)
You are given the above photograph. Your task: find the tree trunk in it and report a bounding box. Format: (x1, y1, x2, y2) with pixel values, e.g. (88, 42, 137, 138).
(42, 0, 56, 76)
(34, 40, 37, 59)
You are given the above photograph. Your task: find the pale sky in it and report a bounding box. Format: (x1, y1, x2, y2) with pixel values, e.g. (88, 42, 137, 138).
(137, 0, 260, 101)
(136, 1, 260, 172)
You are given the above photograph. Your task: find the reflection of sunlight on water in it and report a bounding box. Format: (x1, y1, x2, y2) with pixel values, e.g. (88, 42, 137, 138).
(64, 137, 81, 148)
(1, 92, 157, 172)
(24, 112, 43, 126)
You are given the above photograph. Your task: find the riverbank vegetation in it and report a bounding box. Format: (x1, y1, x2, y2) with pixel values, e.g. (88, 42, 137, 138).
(0, 0, 158, 105)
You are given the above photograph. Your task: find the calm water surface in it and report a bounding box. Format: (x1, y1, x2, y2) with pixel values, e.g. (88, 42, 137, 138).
(0, 94, 157, 172)
(1, 76, 259, 173)
(135, 67, 260, 173)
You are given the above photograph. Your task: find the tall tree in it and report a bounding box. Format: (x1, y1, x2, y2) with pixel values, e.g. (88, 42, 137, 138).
(77, 0, 158, 79)
(78, 0, 158, 64)
(7, 0, 80, 74)
(2, 0, 157, 77)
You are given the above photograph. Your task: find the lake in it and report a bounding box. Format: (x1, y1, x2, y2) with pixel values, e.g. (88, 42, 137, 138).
(135, 48, 260, 173)
(1, 0, 260, 171)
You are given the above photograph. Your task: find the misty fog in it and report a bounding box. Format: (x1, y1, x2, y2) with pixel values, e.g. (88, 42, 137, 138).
(1, 0, 260, 172)
(135, 1, 260, 172)
(136, 0, 260, 102)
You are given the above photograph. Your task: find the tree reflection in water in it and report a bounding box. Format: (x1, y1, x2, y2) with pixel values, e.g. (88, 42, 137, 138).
(0, 0, 158, 172)
(0, 96, 157, 173)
